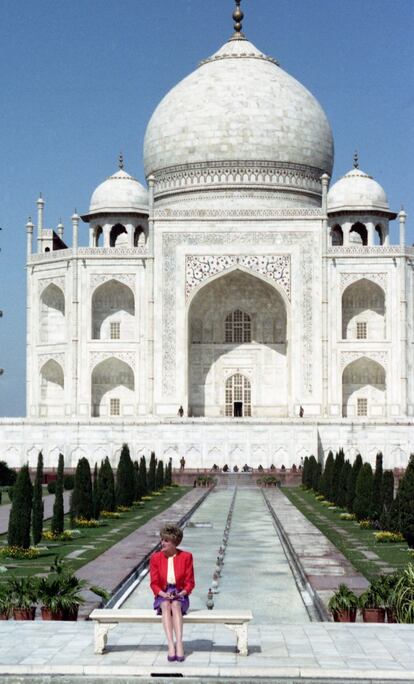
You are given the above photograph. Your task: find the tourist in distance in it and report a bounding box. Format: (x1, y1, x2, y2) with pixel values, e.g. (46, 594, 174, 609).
(150, 523, 195, 662)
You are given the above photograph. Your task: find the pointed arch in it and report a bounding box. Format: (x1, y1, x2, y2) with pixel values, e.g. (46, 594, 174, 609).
(40, 284, 65, 343)
(91, 357, 134, 417)
(40, 359, 64, 415)
(342, 278, 385, 340)
(110, 223, 128, 247)
(187, 268, 288, 417)
(330, 224, 343, 246)
(342, 357, 386, 418)
(349, 222, 368, 246)
(91, 279, 135, 340)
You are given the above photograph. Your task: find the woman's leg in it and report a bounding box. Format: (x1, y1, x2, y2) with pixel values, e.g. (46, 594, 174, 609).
(161, 602, 175, 656)
(171, 600, 184, 657)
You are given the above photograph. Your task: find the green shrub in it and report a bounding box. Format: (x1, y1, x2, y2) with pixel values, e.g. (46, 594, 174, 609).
(47, 481, 56, 494)
(52, 453, 65, 536)
(71, 458, 93, 521)
(63, 474, 75, 490)
(116, 444, 135, 508)
(8, 464, 33, 549)
(354, 462, 373, 521)
(32, 451, 44, 546)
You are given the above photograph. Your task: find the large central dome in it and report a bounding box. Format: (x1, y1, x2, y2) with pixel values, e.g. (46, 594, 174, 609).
(143, 34, 334, 205)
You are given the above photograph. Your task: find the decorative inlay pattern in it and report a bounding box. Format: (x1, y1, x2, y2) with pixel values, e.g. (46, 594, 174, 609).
(90, 273, 136, 291)
(39, 277, 66, 293)
(340, 272, 387, 292)
(78, 247, 148, 256)
(340, 351, 388, 370)
(90, 351, 136, 370)
(329, 246, 400, 256)
(30, 248, 73, 263)
(185, 255, 290, 300)
(154, 161, 324, 199)
(38, 353, 65, 367)
(156, 207, 323, 219)
(163, 231, 315, 396)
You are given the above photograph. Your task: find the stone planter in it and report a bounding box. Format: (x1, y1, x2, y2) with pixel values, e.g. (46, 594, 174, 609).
(61, 606, 79, 621)
(0, 611, 9, 620)
(332, 608, 357, 622)
(13, 607, 36, 620)
(362, 607, 386, 623)
(386, 608, 397, 623)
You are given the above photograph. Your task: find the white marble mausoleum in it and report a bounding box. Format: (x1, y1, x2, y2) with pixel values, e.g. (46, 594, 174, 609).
(1, 5, 413, 470)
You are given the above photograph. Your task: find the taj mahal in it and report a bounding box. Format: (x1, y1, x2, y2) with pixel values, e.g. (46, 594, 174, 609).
(0, 3, 412, 471)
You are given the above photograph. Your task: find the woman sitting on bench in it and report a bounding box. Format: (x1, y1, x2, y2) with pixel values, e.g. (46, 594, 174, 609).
(150, 523, 195, 662)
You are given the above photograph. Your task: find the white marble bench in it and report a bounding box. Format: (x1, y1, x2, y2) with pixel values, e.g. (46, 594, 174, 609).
(90, 608, 253, 656)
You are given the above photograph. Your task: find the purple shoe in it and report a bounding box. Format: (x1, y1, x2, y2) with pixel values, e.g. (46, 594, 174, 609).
(176, 655, 185, 662)
(167, 655, 176, 662)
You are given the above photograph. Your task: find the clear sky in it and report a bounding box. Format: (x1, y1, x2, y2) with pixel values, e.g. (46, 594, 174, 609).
(0, 0, 413, 416)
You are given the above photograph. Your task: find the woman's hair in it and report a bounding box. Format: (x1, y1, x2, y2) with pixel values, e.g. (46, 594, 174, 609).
(160, 523, 183, 546)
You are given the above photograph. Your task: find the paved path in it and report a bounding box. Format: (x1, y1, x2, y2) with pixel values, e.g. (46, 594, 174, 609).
(0, 491, 71, 534)
(0, 621, 412, 681)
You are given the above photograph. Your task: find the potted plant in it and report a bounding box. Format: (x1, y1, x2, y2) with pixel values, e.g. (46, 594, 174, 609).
(328, 583, 358, 622)
(0, 583, 12, 620)
(375, 573, 399, 623)
(8, 576, 38, 620)
(358, 580, 386, 622)
(394, 563, 414, 624)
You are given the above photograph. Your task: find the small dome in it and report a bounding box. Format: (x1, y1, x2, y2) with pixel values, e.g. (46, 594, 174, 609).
(328, 168, 389, 213)
(144, 37, 333, 179)
(88, 169, 149, 216)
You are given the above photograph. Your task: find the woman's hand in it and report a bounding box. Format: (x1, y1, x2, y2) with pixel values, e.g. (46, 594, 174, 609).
(158, 590, 173, 599)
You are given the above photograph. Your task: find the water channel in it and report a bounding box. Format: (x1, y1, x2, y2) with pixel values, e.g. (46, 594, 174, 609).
(122, 487, 312, 624)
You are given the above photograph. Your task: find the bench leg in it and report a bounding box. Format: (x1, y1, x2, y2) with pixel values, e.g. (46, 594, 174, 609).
(224, 622, 248, 656)
(94, 622, 116, 655)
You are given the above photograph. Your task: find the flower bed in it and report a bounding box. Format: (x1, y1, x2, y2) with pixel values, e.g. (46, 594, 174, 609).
(74, 517, 100, 528)
(100, 511, 121, 519)
(374, 531, 405, 543)
(42, 530, 74, 542)
(0, 546, 40, 560)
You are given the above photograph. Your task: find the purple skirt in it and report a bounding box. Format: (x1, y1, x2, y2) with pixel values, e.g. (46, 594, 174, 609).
(153, 584, 190, 615)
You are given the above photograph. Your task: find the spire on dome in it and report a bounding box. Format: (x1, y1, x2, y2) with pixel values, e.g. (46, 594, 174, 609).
(353, 150, 359, 169)
(119, 152, 124, 170)
(231, 0, 246, 40)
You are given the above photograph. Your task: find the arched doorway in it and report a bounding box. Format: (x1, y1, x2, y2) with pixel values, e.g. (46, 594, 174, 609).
(342, 279, 385, 340)
(342, 357, 386, 418)
(40, 359, 64, 416)
(40, 284, 65, 343)
(187, 268, 288, 417)
(225, 373, 251, 417)
(91, 357, 135, 417)
(91, 279, 135, 340)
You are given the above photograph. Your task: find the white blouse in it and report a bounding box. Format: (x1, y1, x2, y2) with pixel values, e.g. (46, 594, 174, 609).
(167, 554, 177, 584)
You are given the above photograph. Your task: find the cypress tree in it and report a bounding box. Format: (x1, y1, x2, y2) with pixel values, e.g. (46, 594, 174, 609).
(331, 449, 345, 505)
(52, 453, 65, 535)
(133, 461, 141, 500)
(92, 462, 100, 519)
(8, 464, 33, 548)
(395, 455, 414, 547)
(314, 462, 322, 493)
(116, 444, 135, 507)
(380, 469, 394, 530)
(321, 451, 334, 500)
(139, 456, 148, 495)
(32, 451, 44, 545)
(371, 452, 384, 522)
(302, 457, 309, 486)
(307, 456, 317, 490)
(71, 457, 93, 520)
(346, 453, 362, 513)
(353, 462, 373, 521)
(338, 460, 352, 509)
(98, 457, 116, 512)
(148, 452, 157, 493)
(156, 460, 164, 490)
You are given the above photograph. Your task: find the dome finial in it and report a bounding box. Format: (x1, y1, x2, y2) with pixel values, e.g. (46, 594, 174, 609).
(119, 152, 124, 170)
(231, 0, 245, 40)
(353, 150, 359, 169)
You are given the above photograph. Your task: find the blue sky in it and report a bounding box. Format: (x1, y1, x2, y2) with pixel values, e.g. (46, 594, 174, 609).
(0, 0, 413, 416)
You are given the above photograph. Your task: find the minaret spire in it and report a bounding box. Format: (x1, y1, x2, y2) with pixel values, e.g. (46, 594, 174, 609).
(231, 0, 246, 40)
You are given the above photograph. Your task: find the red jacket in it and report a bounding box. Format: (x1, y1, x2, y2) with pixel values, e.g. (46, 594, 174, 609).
(150, 549, 195, 596)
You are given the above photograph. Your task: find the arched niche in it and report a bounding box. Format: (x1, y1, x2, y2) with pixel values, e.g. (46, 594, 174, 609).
(110, 223, 128, 247)
(40, 284, 65, 343)
(188, 268, 288, 417)
(91, 279, 135, 340)
(349, 222, 368, 246)
(331, 224, 343, 246)
(134, 225, 146, 247)
(91, 357, 134, 417)
(374, 224, 385, 246)
(342, 278, 385, 340)
(40, 359, 64, 415)
(342, 357, 385, 418)
(94, 226, 103, 247)
(225, 373, 251, 417)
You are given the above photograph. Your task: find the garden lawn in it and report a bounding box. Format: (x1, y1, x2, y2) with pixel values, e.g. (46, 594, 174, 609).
(0, 486, 189, 579)
(283, 486, 412, 581)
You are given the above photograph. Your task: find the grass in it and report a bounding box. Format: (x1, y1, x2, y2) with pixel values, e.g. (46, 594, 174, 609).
(282, 486, 412, 581)
(0, 486, 189, 579)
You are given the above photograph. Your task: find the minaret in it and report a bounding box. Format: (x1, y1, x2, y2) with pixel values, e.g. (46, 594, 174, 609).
(26, 217, 34, 258)
(57, 219, 64, 241)
(37, 194, 44, 253)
